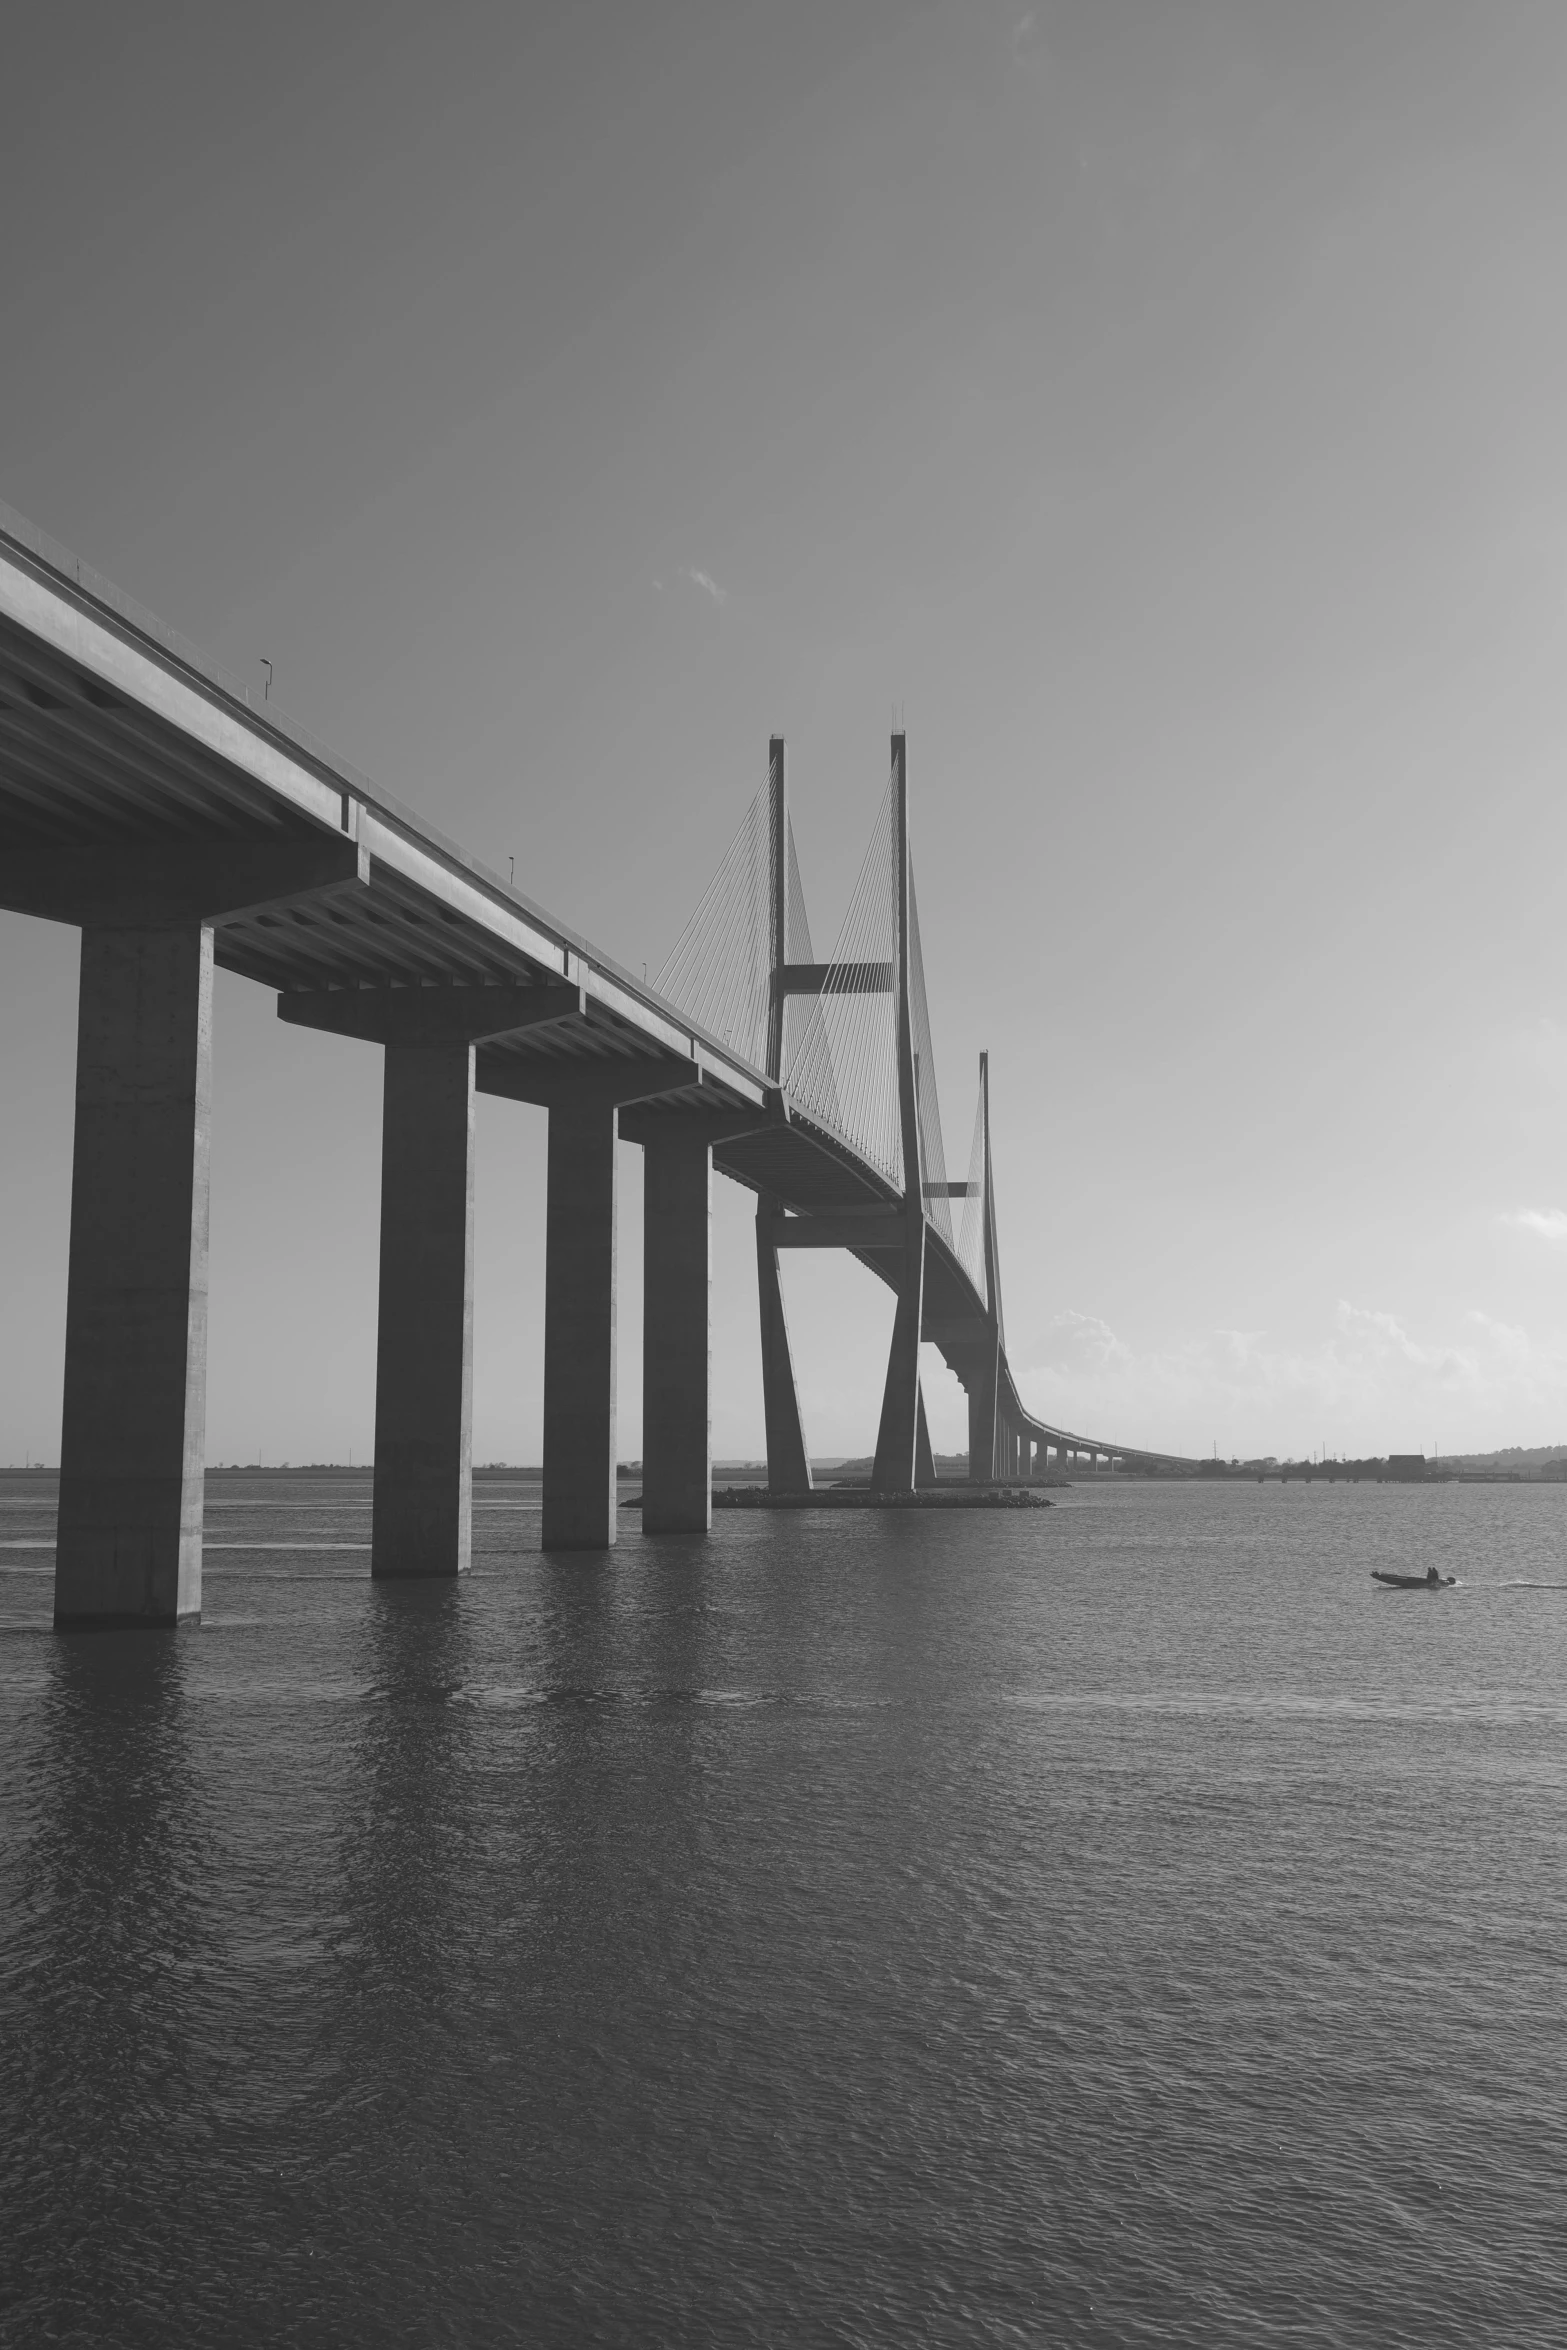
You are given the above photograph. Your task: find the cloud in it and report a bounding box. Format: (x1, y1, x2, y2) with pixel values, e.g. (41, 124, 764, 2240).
(1030, 1308, 1131, 1375)
(1015, 1300, 1567, 1454)
(679, 566, 727, 606)
(1502, 1208, 1567, 1243)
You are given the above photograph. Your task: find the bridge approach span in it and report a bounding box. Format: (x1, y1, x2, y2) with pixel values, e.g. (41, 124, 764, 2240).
(0, 499, 1194, 1627)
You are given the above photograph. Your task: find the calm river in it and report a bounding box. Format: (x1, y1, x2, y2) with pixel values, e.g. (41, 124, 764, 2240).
(2, 1473, 1564, 2346)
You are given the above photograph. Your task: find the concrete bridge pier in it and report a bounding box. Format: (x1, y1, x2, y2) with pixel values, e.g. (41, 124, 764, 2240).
(755, 1193, 813, 1494)
(280, 978, 582, 1576)
(370, 1045, 475, 1576)
(55, 924, 213, 1628)
(871, 1212, 927, 1491)
(2, 836, 370, 1630)
(965, 1350, 999, 1484)
(541, 1096, 621, 1550)
(626, 1099, 777, 1532)
(915, 1387, 937, 1487)
(640, 1122, 713, 1533)
(483, 1054, 703, 1551)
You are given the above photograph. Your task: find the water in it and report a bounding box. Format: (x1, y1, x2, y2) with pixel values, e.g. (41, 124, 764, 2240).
(2, 1472, 1565, 2348)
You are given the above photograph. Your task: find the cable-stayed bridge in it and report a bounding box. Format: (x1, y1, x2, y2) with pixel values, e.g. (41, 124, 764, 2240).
(655, 737, 1195, 1495)
(0, 498, 1191, 1630)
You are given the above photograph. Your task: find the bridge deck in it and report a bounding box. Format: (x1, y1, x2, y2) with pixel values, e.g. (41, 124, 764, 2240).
(1, 496, 1196, 1493)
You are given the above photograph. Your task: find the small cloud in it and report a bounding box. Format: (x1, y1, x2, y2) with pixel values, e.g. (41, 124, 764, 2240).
(1031, 1309, 1132, 1375)
(1012, 10, 1043, 56)
(1503, 1208, 1567, 1243)
(679, 566, 728, 606)
(652, 577, 664, 592)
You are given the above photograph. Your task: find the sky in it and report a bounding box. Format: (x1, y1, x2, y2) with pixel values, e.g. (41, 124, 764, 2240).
(6, 0, 1567, 1465)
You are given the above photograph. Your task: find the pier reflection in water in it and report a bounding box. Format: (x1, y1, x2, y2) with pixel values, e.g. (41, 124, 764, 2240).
(3, 1471, 1566, 2346)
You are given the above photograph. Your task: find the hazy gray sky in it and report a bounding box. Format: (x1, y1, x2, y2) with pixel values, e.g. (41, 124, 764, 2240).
(6, 0, 1567, 1463)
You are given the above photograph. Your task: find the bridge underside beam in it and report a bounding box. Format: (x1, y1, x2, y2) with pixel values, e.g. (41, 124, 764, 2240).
(776, 962, 892, 996)
(767, 1211, 904, 1250)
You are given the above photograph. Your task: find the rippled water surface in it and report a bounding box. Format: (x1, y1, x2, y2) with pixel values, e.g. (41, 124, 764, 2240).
(3, 1471, 1565, 2347)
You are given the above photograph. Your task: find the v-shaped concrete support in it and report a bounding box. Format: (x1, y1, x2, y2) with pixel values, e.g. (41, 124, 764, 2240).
(757, 1194, 812, 1493)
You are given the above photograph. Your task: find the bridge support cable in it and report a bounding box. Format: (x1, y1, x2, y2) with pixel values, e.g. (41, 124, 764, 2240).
(652, 779, 774, 1073)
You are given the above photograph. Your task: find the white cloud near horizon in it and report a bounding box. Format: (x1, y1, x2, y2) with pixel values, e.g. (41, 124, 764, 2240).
(1017, 1301, 1567, 1456)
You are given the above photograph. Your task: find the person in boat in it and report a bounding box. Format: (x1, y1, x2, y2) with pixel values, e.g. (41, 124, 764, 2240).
(1426, 1564, 1441, 1585)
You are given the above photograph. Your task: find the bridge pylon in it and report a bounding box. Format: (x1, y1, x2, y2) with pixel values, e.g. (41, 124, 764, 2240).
(756, 736, 813, 1492)
(964, 1049, 1003, 1484)
(870, 734, 929, 1493)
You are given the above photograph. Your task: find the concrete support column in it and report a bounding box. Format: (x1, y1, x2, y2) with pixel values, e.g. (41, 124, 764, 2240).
(915, 1386, 936, 1486)
(871, 1216, 927, 1492)
(542, 1100, 619, 1549)
(642, 1126, 712, 1533)
(55, 925, 212, 1629)
(757, 1195, 812, 1493)
(967, 1353, 998, 1484)
(371, 1045, 475, 1577)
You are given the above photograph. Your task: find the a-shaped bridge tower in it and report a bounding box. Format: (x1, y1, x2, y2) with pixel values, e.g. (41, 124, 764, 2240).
(657, 738, 1196, 1487)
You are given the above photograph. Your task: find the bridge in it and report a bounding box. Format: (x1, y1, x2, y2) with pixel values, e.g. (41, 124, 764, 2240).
(0, 498, 1194, 1628)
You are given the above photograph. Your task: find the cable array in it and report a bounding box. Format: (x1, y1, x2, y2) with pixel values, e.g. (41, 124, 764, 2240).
(655, 761, 982, 1290)
(779, 819, 842, 1118)
(652, 786, 772, 1070)
(787, 772, 902, 1188)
